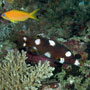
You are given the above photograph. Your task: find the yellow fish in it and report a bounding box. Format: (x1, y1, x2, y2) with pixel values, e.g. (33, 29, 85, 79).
(1, 9, 39, 23)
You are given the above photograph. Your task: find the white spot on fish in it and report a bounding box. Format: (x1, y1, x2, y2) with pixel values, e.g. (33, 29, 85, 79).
(74, 60, 80, 66)
(49, 40, 56, 46)
(23, 43, 26, 47)
(65, 51, 72, 57)
(44, 52, 51, 58)
(35, 39, 41, 45)
(33, 47, 37, 50)
(59, 58, 65, 64)
(23, 36, 27, 41)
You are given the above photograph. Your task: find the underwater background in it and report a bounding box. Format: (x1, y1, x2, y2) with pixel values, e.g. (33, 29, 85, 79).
(0, 0, 90, 90)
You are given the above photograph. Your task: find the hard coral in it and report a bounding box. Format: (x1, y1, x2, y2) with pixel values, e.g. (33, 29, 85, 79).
(0, 50, 55, 90)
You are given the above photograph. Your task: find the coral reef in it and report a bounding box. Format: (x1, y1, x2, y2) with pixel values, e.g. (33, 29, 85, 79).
(40, 82, 60, 90)
(0, 50, 55, 90)
(0, 40, 16, 62)
(55, 63, 90, 90)
(0, 23, 16, 41)
(64, 39, 88, 62)
(0, 0, 90, 90)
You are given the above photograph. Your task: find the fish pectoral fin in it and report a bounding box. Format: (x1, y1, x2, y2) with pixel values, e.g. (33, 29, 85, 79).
(10, 20, 18, 23)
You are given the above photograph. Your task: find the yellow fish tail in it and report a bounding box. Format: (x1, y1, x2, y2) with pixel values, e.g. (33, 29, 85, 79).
(29, 9, 39, 21)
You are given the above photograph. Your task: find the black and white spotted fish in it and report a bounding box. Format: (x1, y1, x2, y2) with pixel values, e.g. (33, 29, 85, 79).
(15, 35, 80, 66)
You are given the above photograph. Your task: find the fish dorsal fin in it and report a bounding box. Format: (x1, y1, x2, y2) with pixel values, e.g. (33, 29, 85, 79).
(10, 10, 26, 14)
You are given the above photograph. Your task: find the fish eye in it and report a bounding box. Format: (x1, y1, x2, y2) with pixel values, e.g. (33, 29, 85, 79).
(2, 14, 5, 16)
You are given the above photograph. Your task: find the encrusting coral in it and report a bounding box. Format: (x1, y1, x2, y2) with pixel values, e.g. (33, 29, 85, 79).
(0, 50, 55, 90)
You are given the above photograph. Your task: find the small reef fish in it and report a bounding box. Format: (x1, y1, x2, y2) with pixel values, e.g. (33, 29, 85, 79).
(1, 9, 39, 23)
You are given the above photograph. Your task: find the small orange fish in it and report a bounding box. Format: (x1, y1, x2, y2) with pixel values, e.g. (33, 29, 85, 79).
(1, 9, 39, 23)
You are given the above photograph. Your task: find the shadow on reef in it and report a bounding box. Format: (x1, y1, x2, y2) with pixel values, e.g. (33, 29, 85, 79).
(85, 42, 90, 60)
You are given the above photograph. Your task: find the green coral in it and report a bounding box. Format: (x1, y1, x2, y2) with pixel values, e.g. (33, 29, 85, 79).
(55, 69, 69, 90)
(74, 76, 90, 90)
(0, 50, 55, 90)
(56, 60, 90, 90)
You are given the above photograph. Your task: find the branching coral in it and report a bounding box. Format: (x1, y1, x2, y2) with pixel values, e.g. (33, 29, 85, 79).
(0, 50, 55, 90)
(55, 60, 90, 90)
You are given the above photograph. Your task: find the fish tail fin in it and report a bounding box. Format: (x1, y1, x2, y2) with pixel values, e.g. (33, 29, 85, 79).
(29, 9, 39, 21)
